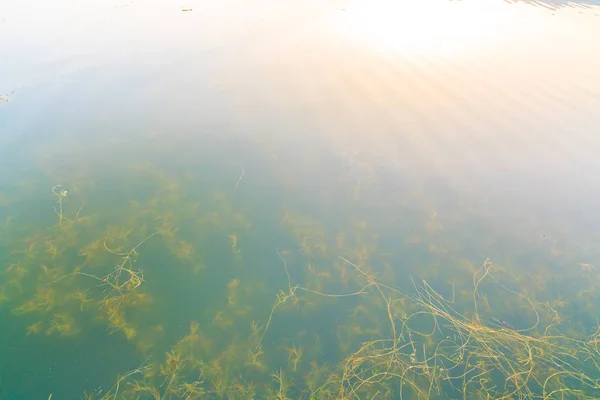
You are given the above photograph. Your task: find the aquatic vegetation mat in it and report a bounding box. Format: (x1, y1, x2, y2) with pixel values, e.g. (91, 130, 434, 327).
(1, 163, 600, 399)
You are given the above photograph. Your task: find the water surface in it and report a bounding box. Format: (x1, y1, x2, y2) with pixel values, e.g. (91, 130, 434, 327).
(1, 0, 600, 398)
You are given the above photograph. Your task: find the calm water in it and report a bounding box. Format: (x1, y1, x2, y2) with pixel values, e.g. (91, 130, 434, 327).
(2, 0, 600, 398)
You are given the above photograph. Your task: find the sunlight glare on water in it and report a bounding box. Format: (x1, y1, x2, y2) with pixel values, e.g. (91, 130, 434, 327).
(329, 0, 516, 54)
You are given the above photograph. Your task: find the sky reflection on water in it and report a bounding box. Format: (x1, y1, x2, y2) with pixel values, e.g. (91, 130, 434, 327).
(1, 0, 599, 250)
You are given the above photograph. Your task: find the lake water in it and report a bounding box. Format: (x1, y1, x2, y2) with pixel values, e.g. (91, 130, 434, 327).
(1, 0, 600, 398)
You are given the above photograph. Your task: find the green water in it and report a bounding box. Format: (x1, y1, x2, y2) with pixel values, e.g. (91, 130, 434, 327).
(2, 0, 600, 398)
(1, 140, 600, 399)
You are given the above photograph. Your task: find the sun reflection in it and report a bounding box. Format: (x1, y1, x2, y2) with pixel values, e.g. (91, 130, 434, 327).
(330, 0, 513, 54)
